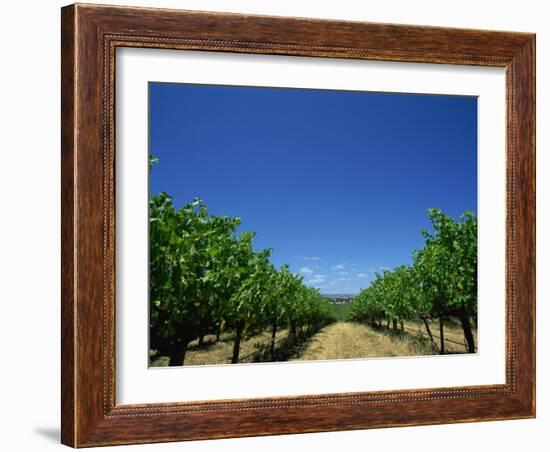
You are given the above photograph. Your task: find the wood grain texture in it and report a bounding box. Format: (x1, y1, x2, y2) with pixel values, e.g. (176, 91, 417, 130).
(60, 5, 76, 447)
(61, 3, 536, 447)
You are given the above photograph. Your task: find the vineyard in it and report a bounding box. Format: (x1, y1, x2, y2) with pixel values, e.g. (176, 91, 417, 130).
(347, 208, 478, 354)
(150, 193, 335, 366)
(149, 160, 477, 366)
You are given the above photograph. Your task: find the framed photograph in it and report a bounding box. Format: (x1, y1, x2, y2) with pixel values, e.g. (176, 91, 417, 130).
(61, 3, 535, 447)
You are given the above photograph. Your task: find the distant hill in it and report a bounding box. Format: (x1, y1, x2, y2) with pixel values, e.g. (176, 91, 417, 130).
(321, 293, 356, 304)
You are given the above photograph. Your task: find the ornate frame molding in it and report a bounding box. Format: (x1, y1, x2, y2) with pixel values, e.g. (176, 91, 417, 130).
(61, 4, 535, 447)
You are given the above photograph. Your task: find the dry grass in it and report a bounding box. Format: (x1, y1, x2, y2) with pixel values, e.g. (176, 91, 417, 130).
(290, 322, 432, 361)
(151, 329, 290, 367)
(151, 319, 477, 366)
(402, 319, 478, 353)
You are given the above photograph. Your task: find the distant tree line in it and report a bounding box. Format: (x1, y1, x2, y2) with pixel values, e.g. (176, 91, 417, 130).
(348, 209, 477, 353)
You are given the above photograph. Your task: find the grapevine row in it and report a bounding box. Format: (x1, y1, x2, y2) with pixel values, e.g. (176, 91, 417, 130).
(149, 193, 334, 365)
(348, 208, 477, 353)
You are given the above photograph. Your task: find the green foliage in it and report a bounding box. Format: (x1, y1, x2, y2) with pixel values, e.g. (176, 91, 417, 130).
(331, 302, 352, 321)
(149, 192, 334, 365)
(149, 157, 477, 361)
(415, 208, 477, 319)
(348, 208, 477, 352)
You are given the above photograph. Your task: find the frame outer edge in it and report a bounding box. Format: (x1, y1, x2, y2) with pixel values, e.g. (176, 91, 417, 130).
(61, 3, 77, 448)
(515, 35, 536, 416)
(531, 35, 536, 417)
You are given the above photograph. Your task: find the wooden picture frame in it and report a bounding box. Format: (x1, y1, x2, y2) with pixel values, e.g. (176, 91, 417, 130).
(61, 3, 535, 447)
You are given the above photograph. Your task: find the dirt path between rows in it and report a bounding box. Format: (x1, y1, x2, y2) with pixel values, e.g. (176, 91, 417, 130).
(151, 320, 473, 367)
(290, 322, 430, 361)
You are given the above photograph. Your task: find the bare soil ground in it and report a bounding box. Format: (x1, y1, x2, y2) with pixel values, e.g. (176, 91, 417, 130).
(402, 319, 478, 354)
(290, 322, 431, 361)
(150, 320, 476, 366)
(294, 321, 477, 361)
(151, 329, 290, 366)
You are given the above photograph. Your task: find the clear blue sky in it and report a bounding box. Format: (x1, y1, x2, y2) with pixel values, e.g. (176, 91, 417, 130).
(149, 82, 477, 294)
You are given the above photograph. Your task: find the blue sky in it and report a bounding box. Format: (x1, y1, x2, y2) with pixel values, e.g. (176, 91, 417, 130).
(149, 82, 477, 294)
